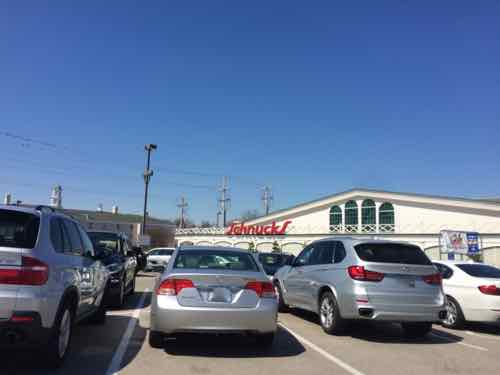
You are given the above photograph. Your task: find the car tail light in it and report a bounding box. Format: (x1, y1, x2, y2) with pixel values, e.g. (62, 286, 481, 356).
(423, 273, 442, 285)
(245, 281, 276, 298)
(478, 285, 500, 296)
(348, 266, 384, 282)
(0, 257, 49, 286)
(156, 278, 194, 296)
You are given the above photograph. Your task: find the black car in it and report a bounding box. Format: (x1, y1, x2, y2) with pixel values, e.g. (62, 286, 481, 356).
(258, 252, 295, 276)
(87, 231, 137, 307)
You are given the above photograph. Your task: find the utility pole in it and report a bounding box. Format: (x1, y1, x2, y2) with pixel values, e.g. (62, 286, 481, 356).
(217, 176, 231, 227)
(262, 186, 273, 216)
(142, 144, 157, 236)
(177, 196, 188, 228)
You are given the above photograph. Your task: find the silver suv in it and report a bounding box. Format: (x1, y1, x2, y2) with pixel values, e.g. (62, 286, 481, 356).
(274, 238, 446, 338)
(0, 205, 109, 367)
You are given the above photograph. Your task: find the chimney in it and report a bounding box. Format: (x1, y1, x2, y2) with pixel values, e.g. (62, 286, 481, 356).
(112, 205, 119, 215)
(4, 193, 12, 205)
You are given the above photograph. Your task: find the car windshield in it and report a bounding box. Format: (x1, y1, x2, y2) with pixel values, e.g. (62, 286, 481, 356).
(88, 232, 120, 253)
(174, 250, 259, 271)
(150, 249, 173, 256)
(354, 243, 432, 265)
(0, 209, 40, 249)
(457, 264, 500, 278)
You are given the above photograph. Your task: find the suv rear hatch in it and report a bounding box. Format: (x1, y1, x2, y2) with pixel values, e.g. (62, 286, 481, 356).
(0, 209, 40, 320)
(353, 242, 441, 306)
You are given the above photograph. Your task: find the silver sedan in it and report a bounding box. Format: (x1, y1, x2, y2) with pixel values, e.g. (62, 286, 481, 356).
(149, 246, 278, 348)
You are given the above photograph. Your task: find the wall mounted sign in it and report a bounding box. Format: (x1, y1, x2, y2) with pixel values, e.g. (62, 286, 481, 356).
(226, 220, 292, 236)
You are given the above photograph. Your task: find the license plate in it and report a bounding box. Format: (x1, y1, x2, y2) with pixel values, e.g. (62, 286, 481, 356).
(208, 287, 232, 303)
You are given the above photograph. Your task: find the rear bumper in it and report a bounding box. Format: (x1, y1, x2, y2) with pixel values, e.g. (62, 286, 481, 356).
(465, 308, 500, 323)
(354, 303, 446, 322)
(0, 312, 51, 348)
(151, 296, 278, 334)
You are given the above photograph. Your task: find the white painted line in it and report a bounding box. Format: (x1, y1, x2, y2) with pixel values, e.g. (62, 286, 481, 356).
(106, 288, 150, 375)
(278, 323, 366, 375)
(430, 332, 488, 352)
(466, 331, 500, 341)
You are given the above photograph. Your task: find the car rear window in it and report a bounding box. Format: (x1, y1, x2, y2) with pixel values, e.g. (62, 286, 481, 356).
(174, 250, 259, 271)
(0, 209, 40, 249)
(457, 264, 500, 278)
(354, 243, 431, 265)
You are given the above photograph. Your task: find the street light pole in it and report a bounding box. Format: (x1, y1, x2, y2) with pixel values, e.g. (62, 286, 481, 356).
(142, 144, 157, 236)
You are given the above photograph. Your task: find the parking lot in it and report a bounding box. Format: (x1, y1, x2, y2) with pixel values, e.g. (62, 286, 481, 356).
(1, 273, 500, 375)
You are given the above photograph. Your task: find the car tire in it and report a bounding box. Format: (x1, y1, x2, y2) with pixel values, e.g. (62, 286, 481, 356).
(274, 282, 290, 313)
(319, 291, 346, 335)
(111, 280, 125, 308)
(442, 296, 465, 329)
(149, 331, 164, 349)
(89, 295, 107, 325)
(127, 277, 136, 296)
(402, 322, 433, 338)
(44, 303, 74, 369)
(255, 333, 275, 348)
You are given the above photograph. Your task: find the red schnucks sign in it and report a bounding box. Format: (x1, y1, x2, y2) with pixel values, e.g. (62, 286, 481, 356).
(225, 220, 292, 236)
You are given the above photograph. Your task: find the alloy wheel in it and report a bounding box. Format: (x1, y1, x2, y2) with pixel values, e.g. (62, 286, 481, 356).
(445, 299, 457, 326)
(320, 297, 334, 328)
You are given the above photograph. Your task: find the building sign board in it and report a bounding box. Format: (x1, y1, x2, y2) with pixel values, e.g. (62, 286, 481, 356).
(440, 230, 481, 256)
(226, 220, 292, 236)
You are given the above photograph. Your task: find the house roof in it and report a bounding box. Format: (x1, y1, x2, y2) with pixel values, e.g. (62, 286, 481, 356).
(245, 188, 500, 225)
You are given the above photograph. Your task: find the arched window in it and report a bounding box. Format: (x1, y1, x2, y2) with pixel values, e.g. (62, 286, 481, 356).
(344, 200, 358, 232)
(329, 206, 342, 231)
(361, 199, 376, 225)
(379, 202, 395, 232)
(329, 206, 342, 226)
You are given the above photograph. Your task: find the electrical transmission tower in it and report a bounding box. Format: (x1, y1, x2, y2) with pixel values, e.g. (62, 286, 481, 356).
(177, 196, 188, 228)
(262, 186, 273, 216)
(217, 176, 231, 227)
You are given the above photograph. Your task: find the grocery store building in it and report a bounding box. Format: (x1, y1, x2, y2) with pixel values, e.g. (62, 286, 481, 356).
(175, 189, 500, 266)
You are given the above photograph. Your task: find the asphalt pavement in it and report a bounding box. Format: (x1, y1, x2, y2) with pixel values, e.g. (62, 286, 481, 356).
(2, 273, 500, 375)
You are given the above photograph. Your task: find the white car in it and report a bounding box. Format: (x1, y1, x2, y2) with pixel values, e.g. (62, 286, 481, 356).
(145, 248, 175, 271)
(434, 261, 500, 328)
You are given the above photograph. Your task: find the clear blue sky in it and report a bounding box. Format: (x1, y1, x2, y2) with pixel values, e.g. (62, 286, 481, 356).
(1, 1, 499, 222)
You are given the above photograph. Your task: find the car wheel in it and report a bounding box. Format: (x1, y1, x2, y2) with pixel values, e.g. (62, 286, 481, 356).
(127, 277, 136, 296)
(111, 280, 125, 308)
(442, 296, 465, 329)
(402, 322, 433, 338)
(255, 333, 275, 348)
(319, 291, 346, 335)
(274, 282, 289, 313)
(45, 304, 73, 368)
(89, 295, 107, 325)
(149, 331, 164, 349)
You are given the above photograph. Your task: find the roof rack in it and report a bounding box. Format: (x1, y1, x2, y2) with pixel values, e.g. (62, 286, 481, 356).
(35, 205, 56, 213)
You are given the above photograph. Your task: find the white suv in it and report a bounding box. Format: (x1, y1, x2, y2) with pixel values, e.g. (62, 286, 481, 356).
(0, 205, 109, 368)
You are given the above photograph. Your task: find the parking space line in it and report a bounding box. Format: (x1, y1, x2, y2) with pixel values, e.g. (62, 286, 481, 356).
(106, 288, 150, 375)
(429, 332, 488, 352)
(278, 323, 366, 375)
(466, 331, 500, 341)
